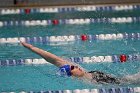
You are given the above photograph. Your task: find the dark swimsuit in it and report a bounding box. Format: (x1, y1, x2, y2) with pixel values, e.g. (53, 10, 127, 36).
(88, 71, 120, 84)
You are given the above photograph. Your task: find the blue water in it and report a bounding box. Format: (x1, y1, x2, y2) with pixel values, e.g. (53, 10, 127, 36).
(0, 11, 140, 92)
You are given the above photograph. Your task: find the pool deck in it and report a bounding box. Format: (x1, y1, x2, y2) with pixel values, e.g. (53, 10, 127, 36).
(0, 0, 140, 8)
(0, 3, 140, 9)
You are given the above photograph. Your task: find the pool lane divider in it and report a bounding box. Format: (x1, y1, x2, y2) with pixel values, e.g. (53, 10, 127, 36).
(0, 4, 140, 15)
(3, 87, 140, 93)
(0, 17, 140, 27)
(0, 54, 139, 66)
(0, 33, 139, 44)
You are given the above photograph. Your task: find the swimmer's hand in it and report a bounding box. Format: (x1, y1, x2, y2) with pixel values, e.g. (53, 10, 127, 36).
(20, 41, 33, 49)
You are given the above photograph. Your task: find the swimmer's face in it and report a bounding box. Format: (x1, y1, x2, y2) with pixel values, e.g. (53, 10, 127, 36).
(70, 66, 85, 77)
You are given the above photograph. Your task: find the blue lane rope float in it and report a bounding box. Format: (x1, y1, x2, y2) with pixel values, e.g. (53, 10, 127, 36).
(0, 33, 139, 44)
(0, 54, 139, 66)
(2, 87, 139, 93)
(0, 4, 140, 15)
(0, 17, 140, 27)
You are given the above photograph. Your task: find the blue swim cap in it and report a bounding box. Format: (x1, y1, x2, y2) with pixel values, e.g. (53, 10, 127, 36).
(58, 65, 72, 77)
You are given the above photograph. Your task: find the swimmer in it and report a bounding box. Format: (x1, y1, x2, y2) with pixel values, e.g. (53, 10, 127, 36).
(21, 42, 121, 84)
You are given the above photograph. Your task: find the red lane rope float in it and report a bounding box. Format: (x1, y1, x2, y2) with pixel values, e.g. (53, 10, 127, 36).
(52, 20, 59, 25)
(24, 9, 31, 14)
(81, 35, 88, 41)
(120, 54, 127, 62)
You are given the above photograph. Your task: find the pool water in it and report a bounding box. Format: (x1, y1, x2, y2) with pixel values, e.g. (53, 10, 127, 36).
(0, 9, 140, 92)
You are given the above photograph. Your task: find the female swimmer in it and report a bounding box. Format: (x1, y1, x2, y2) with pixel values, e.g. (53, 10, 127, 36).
(21, 42, 121, 84)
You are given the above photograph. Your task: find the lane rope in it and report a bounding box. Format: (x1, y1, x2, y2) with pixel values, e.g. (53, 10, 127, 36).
(0, 33, 139, 44)
(0, 4, 139, 15)
(0, 17, 140, 27)
(2, 87, 138, 93)
(0, 54, 139, 66)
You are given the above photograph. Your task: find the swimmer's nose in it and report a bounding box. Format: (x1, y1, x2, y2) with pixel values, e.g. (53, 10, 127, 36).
(79, 68, 82, 71)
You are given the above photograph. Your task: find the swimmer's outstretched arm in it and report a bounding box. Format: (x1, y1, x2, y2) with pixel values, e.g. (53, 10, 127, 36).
(20, 42, 70, 67)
